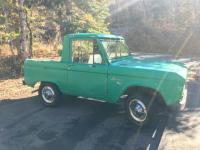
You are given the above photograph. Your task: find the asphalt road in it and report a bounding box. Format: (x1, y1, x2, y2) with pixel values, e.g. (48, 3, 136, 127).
(1, 80, 199, 150)
(0, 94, 170, 150)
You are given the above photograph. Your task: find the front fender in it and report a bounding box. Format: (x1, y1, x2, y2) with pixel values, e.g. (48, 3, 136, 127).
(107, 75, 184, 106)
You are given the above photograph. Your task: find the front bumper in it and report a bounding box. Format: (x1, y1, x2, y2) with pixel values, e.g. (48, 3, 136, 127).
(179, 85, 187, 110)
(168, 85, 187, 111)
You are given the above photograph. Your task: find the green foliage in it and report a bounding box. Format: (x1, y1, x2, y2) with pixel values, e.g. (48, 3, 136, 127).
(73, 0, 110, 33)
(0, 0, 19, 43)
(0, 0, 110, 55)
(27, 6, 47, 42)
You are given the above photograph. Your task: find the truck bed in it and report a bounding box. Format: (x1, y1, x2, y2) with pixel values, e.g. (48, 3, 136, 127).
(24, 59, 67, 93)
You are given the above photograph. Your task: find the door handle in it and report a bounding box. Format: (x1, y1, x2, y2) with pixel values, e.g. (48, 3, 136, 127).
(66, 64, 74, 69)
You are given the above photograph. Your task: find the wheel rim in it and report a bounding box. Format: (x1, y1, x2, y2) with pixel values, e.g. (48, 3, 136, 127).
(129, 99, 147, 122)
(41, 86, 55, 103)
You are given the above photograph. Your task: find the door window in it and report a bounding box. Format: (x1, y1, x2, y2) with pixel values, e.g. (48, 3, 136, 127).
(72, 40, 103, 64)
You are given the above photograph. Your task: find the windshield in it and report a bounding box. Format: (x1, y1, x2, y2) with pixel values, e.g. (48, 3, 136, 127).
(101, 39, 130, 61)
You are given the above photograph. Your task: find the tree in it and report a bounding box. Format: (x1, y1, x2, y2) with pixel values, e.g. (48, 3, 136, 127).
(0, 0, 19, 53)
(18, 0, 27, 59)
(1, 0, 111, 74)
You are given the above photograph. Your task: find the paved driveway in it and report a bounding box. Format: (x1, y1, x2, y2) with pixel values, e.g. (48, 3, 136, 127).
(0, 95, 168, 150)
(0, 80, 199, 150)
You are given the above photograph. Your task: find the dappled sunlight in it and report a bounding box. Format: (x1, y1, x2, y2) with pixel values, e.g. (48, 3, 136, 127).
(158, 78, 200, 149)
(110, 0, 140, 15)
(160, 109, 200, 149)
(0, 94, 168, 150)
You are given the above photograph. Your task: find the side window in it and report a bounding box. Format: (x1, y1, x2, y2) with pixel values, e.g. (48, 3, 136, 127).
(72, 40, 103, 64)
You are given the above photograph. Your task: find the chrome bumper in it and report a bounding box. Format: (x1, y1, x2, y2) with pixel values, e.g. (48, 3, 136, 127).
(179, 85, 187, 110)
(168, 86, 188, 111)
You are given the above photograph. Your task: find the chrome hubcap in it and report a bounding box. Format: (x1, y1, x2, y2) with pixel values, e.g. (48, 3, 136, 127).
(129, 99, 147, 122)
(42, 86, 55, 103)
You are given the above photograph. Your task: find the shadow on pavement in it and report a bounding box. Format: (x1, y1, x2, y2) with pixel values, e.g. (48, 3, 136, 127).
(165, 80, 200, 135)
(0, 95, 168, 150)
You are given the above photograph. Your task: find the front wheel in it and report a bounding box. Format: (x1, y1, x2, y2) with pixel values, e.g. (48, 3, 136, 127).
(39, 83, 61, 107)
(125, 92, 158, 126)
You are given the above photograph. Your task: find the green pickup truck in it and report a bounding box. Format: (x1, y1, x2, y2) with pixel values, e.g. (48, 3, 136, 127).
(23, 33, 187, 126)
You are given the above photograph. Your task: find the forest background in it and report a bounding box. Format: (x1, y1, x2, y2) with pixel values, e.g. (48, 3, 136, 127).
(1, 0, 200, 75)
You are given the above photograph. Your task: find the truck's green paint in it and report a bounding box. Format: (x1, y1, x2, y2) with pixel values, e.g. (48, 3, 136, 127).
(24, 33, 187, 106)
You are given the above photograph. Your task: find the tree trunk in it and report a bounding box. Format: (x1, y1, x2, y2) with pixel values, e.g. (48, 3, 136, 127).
(9, 41, 19, 74)
(25, 9, 33, 58)
(66, 0, 72, 22)
(18, 0, 27, 74)
(66, 0, 72, 14)
(53, 24, 61, 51)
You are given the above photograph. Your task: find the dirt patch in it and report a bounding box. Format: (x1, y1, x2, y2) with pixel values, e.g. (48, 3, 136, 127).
(0, 78, 38, 100)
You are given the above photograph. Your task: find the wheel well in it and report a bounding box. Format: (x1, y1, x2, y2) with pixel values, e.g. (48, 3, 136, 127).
(123, 86, 166, 107)
(40, 81, 61, 92)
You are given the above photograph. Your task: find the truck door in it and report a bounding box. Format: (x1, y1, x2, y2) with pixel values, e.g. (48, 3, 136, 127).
(67, 39, 108, 100)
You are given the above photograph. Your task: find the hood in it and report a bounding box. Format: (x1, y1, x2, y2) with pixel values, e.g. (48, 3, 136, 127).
(111, 56, 187, 79)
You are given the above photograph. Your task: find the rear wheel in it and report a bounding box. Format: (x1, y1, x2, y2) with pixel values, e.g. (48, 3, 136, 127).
(39, 83, 61, 107)
(125, 92, 159, 126)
